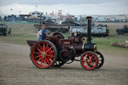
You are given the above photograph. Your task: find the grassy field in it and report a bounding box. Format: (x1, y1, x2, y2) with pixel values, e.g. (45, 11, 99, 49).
(0, 21, 128, 53)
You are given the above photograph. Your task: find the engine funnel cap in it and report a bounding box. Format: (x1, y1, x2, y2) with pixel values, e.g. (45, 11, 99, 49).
(87, 16, 92, 20)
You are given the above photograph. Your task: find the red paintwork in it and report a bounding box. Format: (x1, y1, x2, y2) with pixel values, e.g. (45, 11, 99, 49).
(81, 52, 98, 70)
(31, 41, 56, 68)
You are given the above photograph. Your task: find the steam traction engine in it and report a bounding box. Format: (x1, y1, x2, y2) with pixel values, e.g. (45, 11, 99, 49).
(27, 16, 104, 70)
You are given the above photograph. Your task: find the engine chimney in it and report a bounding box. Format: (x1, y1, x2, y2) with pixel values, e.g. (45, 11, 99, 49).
(87, 16, 92, 43)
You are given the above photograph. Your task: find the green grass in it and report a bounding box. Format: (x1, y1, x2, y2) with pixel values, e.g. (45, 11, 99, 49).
(0, 21, 128, 53)
(92, 35, 128, 51)
(0, 33, 36, 44)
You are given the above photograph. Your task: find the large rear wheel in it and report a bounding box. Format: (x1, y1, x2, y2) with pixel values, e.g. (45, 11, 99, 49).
(80, 51, 98, 70)
(31, 40, 57, 69)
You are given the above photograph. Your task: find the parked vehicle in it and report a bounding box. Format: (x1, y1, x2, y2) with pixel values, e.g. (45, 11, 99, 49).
(34, 24, 69, 33)
(116, 25, 128, 35)
(0, 24, 8, 36)
(70, 24, 109, 37)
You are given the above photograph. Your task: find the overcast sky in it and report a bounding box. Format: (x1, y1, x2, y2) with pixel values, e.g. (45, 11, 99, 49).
(0, 0, 128, 16)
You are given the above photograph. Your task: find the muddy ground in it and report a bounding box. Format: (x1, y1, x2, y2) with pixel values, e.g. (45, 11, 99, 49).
(0, 40, 128, 85)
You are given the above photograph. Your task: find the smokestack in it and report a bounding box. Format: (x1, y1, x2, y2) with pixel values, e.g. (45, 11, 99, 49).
(86, 16, 92, 43)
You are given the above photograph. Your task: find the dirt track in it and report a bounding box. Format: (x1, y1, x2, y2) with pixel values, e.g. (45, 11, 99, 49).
(0, 40, 128, 85)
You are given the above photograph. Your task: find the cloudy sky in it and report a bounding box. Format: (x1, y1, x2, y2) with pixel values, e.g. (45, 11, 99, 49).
(0, 0, 128, 16)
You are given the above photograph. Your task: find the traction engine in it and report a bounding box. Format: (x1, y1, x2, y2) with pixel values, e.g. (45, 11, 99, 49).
(27, 16, 104, 70)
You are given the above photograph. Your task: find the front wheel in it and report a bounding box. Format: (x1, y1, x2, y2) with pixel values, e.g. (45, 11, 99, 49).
(80, 51, 98, 70)
(96, 51, 104, 69)
(31, 40, 57, 69)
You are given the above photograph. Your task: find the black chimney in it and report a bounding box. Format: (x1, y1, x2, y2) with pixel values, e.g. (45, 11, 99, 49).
(87, 16, 92, 43)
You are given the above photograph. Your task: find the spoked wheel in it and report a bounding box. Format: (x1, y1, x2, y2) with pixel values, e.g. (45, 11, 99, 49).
(53, 61, 65, 67)
(96, 51, 104, 69)
(31, 40, 57, 69)
(80, 51, 98, 70)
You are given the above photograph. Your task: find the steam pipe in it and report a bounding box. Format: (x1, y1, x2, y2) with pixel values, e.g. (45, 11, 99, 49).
(87, 16, 92, 43)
